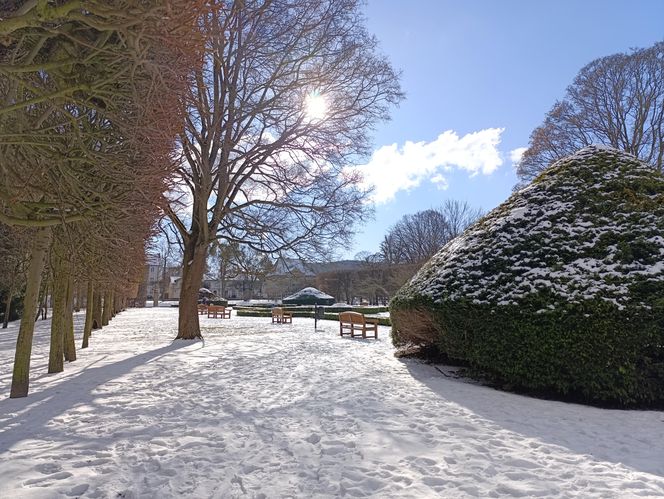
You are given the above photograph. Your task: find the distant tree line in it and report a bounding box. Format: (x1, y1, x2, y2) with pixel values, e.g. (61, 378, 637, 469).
(379, 200, 483, 265)
(316, 200, 483, 304)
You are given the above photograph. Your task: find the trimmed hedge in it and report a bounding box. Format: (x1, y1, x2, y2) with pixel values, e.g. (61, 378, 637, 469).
(282, 296, 335, 306)
(235, 305, 388, 314)
(390, 294, 664, 406)
(390, 147, 664, 407)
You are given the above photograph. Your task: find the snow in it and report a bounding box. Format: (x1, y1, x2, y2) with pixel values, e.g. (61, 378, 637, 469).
(283, 287, 334, 301)
(0, 308, 663, 498)
(402, 146, 664, 308)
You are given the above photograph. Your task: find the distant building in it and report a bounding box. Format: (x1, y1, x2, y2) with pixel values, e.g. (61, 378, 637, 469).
(138, 255, 369, 303)
(264, 257, 365, 302)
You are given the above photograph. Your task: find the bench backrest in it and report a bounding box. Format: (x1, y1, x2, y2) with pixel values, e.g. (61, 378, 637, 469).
(209, 305, 224, 312)
(272, 307, 283, 316)
(339, 311, 365, 325)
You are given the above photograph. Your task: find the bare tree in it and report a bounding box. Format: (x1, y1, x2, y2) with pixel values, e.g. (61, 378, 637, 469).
(517, 41, 664, 184)
(228, 246, 273, 299)
(167, 0, 403, 339)
(209, 241, 240, 299)
(439, 199, 484, 239)
(379, 201, 482, 265)
(379, 209, 449, 265)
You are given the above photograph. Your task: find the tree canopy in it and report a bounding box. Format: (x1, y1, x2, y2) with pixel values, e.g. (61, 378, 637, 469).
(379, 201, 483, 265)
(168, 0, 403, 339)
(517, 41, 664, 184)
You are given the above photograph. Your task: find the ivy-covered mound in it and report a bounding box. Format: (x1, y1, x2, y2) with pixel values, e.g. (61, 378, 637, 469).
(390, 146, 664, 407)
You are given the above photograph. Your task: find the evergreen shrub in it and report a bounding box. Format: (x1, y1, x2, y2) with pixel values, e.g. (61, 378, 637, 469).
(390, 147, 664, 406)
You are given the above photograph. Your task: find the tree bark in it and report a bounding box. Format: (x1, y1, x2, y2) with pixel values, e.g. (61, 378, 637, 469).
(10, 227, 51, 398)
(109, 290, 115, 319)
(48, 250, 67, 374)
(82, 281, 94, 348)
(2, 287, 12, 329)
(64, 273, 76, 362)
(74, 282, 83, 312)
(36, 279, 46, 321)
(101, 289, 111, 326)
(92, 289, 102, 330)
(110, 290, 117, 318)
(40, 282, 48, 320)
(176, 242, 207, 339)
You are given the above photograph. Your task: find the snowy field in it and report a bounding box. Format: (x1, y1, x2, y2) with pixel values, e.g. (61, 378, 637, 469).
(0, 308, 663, 498)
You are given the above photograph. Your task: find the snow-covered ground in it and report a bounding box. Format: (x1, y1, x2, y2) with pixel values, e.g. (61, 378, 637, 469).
(0, 308, 663, 498)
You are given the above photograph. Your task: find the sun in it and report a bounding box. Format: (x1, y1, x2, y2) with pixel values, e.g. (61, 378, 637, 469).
(304, 91, 328, 121)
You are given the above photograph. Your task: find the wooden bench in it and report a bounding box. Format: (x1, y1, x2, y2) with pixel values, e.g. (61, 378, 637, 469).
(207, 305, 231, 319)
(339, 311, 378, 339)
(197, 304, 208, 315)
(271, 307, 293, 324)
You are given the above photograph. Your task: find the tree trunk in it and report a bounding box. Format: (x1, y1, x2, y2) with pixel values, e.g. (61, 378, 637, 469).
(48, 251, 68, 374)
(36, 279, 46, 321)
(176, 242, 207, 339)
(40, 282, 48, 320)
(74, 282, 83, 312)
(2, 287, 12, 329)
(101, 290, 111, 326)
(10, 228, 51, 398)
(110, 290, 117, 318)
(113, 293, 122, 315)
(82, 281, 94, 348)
(92, 289, 102, 330)
(109, 290, 115, 319)
(64, 273, 76, 362)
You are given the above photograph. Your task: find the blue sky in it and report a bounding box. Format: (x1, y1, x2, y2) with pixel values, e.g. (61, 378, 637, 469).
(343, 0, 664, 258)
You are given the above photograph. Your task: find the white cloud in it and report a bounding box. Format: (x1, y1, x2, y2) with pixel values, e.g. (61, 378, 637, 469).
(430, 173, 449, 190)
(353, 128, 505, 204)
(510, 146, 527, 166)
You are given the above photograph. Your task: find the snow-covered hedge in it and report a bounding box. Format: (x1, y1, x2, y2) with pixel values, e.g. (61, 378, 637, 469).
(390, 146, 664, 406)
(282, 287, 335, 306)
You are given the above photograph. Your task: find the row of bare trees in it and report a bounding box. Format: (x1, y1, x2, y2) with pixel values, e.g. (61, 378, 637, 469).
(0, 1, 205, 397)
(1, 0, 403, 395)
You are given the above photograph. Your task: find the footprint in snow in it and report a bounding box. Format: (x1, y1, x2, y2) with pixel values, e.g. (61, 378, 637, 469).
(66, 483, 90, 497)
(34, 462, 62, 474)
(24, 471, 73, 486)
(305, 433, 321, 444)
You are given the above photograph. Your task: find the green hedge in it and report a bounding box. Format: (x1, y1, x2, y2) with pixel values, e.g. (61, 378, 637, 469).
(390, 294, 664, 407)
(235, 305, 388, 314)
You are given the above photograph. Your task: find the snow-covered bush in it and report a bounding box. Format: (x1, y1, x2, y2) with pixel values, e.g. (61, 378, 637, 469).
(282, 287, 335, 306)
(390, 146, 664, 406)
